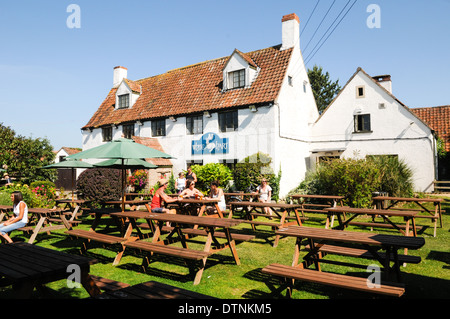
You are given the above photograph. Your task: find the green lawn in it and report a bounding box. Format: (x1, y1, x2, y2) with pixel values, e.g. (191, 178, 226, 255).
(1, 196, 449, 299)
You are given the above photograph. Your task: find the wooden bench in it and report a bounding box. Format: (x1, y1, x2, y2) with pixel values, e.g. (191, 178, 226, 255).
(124, 240, 211, 260)
(90, 275, 131, 291)
(124, 240, 212, 285)
(93, 280, 216, 299)
(65, 229, 129, 265)
(262, 263, 405, 298)
(304, 243, 421, 265)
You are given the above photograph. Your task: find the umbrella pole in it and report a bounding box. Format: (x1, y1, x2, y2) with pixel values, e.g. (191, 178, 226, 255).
(122, 159, 125, 212)
(72, 169, 75, 201)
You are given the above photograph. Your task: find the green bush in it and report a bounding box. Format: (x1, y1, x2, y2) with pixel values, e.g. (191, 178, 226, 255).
(367, 156, 414, 197)
(190, 163, 232, 192)
(76, 168, 122, 205)
(289, 156, 415, 208)
(233, 152, 281, 201)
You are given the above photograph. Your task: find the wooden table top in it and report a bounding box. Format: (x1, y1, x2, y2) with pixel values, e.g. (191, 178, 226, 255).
(325, 206, 419, 217)
(372, 196, 443, 203)
(56, 199, 90, 204)
(276, 226, 425, 249)
(229, 201, 302, 209)
(176, 198, 219, 204)
(0, 242, 96, 282)
(291, 194, 344, 200)
(112, 211, 242, 228)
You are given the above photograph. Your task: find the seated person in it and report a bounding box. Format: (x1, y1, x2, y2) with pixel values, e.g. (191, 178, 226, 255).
(150, 179, 177, 214)
(179, 180, 203, 199)
(0, 191, 28, 243)
(206, 180, 226, 214)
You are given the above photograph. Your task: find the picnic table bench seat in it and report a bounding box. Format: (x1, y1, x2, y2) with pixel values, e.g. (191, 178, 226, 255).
(304, 243, 421, 265)
(66, 229, 126, 245)
(90, 275, 131, 291)
(262, 263, 405, 297)
(93, 280, 215, 299)
(124, 240, 212, 260)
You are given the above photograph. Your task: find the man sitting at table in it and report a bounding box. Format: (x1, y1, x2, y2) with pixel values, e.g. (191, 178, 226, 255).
(150, 179, 177, 214)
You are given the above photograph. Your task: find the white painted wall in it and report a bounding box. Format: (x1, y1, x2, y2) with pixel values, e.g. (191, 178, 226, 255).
(311, 70, 436, 192)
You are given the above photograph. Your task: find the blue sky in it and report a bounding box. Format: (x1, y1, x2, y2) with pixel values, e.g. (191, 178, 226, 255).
(1, 0, 449, 150)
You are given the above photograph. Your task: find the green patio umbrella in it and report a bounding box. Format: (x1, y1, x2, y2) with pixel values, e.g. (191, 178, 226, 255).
(41, 159, 95, 200)
(67, 138, 173, 160)
(94, 158, 157, 169)
(67, 138, 174, 211)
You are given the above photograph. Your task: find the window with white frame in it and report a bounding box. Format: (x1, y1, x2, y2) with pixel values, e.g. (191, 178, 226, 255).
(229, 69, 245, 89)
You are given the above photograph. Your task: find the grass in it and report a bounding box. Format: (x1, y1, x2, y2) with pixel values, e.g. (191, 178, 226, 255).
(1, 195, 449, 300)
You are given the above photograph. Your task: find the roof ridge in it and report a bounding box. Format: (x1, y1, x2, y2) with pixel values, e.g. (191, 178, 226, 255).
(134, 44, 282, 83)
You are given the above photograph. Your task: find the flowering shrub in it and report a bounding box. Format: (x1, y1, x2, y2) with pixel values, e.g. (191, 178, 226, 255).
(128, 170, 148, 191)
(31, 183, 56, 208)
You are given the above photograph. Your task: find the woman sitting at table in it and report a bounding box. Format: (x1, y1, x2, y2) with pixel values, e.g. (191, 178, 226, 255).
(179, 180, 203, 199)
(206, 180, 226, 214)
(0, 191, 28, 243)
(254, 178, 273, 216)
(150, 179, 177, 214)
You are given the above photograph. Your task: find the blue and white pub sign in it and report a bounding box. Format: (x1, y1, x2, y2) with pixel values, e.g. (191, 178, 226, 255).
(192, 132, 229, 155)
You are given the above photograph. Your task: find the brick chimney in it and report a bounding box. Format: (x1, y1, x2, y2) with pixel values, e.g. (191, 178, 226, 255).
(372, 74, 392, 93)
(281, 13, 300, 51)
(113, 66, 128, 88)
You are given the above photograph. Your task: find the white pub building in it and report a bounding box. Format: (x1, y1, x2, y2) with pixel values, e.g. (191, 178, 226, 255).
(81, 13, 437, 197)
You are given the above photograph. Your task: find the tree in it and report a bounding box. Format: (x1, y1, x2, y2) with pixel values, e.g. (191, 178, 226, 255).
(0, 123, 56, 184)
(307, 65, 341, 113)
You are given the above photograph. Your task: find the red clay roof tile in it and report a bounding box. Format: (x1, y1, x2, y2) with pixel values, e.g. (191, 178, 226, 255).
(412, 105, 450, 151)
(83, 45, 292, 129)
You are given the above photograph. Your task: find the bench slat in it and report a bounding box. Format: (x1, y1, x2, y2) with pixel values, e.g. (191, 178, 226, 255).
(304, 244, 421, 264)
(262, 263, 405, 297)
(124, 241, 211, 260)
(65, 230, 126, 244)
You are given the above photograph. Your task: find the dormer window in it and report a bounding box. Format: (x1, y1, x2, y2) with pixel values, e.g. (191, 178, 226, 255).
(230, 69, 245, 89)
(223, 49, 259, 91)
(118, 94, 130, 109)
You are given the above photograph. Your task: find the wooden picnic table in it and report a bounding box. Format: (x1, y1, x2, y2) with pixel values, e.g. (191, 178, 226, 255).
(116, 212, 243, 285)
(262, 226, 425, 297)
(0, 242, 101, 298)
(173, 198, 222, 218)
(372, 196, 443, 237)
(0, 205, 13, 223)
(55, 198, 91, 222)
(101, 199, 152, 211)
(18, 207, 72, 244)
(229, 201, 303, 247)
(290, 194, 344, 227)
(324, 206, 419, 237)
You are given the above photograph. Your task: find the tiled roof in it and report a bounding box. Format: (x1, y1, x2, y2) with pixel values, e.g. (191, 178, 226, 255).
(131, 136, 173, 167)
(412, 105, 450, 152)
(83, 45, 292, 129)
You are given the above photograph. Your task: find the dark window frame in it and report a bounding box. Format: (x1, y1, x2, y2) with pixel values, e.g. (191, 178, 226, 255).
(151, 119, 166, 137)
(123, 124, 135, 139)
(354, 114, 371, 133)
(102, 126, 113, 142)
(218, 110, 238, 132)
(186, 115, 203, 135)
(118, 94, 130, 109)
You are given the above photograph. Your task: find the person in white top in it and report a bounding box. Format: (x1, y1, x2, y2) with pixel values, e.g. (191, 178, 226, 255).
(0, 191, 28, 243)
(254, 178, 273, 215)
(207, 180, 226, 213)
(175, 172, 186, 194)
